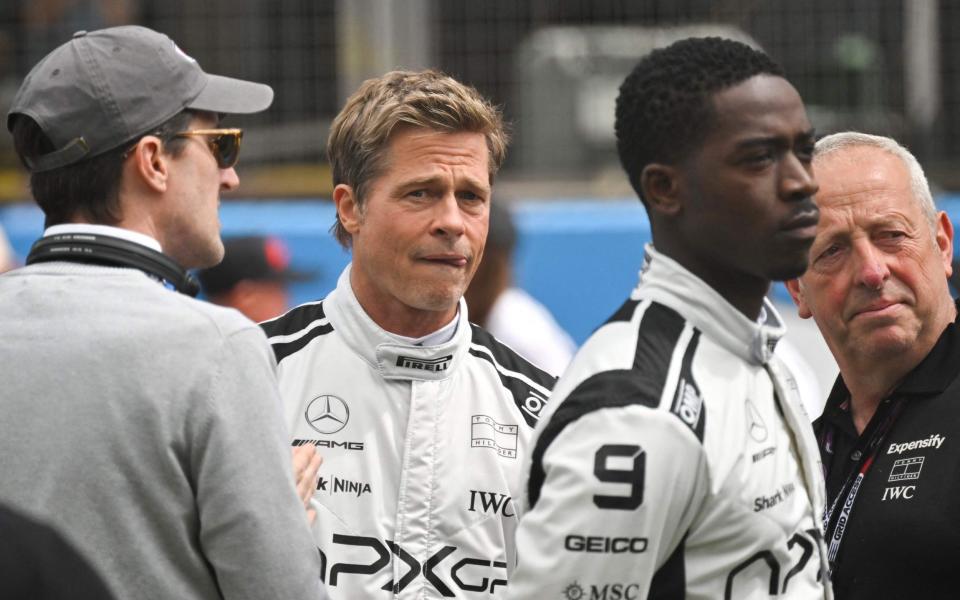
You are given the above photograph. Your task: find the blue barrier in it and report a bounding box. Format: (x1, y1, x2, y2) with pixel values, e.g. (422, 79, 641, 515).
(5, 196, 960, 345)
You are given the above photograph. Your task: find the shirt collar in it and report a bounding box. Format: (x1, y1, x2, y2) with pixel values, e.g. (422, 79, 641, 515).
(895, 297, 960, 395)
(324, 264, 472, 381)
(817, 374, 853, 432)
(390, 312, 459, 347)
(44, 224, 162, 253)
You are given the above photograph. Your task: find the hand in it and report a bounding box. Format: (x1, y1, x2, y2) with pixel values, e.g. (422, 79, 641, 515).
(291, 444, 322, 525)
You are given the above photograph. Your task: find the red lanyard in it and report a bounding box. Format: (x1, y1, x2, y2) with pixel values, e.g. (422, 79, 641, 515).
(820, 396, 906, 575)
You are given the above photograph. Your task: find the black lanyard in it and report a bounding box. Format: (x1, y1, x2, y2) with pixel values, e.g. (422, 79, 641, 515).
(820, 396, 906, 575)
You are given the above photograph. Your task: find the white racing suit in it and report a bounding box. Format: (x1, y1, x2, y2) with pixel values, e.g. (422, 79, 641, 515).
(262, 266, 556, 599)
(508, 246, 832, 600)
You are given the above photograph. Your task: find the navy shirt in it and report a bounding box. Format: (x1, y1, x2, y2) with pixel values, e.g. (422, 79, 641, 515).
(814, 300, 960, 599)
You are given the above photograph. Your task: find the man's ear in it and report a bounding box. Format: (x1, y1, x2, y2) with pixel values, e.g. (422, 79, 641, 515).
(131, 136, 169, 193)
(333, 184, 362, 236)
(935, 211, 954, 278)
(639, 163, 682, 217)
(784, 279, 813, 319)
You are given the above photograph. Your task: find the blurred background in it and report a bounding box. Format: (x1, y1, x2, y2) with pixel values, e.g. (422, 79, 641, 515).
(0, 0, 954, 197)
(3, 0, 960, 406)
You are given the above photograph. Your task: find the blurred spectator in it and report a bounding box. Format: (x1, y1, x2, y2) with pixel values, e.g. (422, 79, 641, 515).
(198, 235, 314, 322)
(0, 503, 115, 599)
(21, 0, 137, 68)
(465, 201, 576, 375)
(0, 224, 14, 272)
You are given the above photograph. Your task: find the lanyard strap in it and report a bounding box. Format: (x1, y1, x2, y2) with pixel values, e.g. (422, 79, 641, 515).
(820, 397, 906, 574)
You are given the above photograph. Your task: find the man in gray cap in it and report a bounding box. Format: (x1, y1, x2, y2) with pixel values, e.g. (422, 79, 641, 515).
(0, 26, 326, 600)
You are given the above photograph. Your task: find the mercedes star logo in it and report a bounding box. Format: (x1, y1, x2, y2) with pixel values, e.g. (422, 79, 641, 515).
(305, 394, 350, 434)
(746, 399, 768, 443)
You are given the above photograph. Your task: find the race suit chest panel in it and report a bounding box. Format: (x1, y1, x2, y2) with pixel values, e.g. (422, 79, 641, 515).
(288, 374, 526, 598)
(687, 358, 823, 599)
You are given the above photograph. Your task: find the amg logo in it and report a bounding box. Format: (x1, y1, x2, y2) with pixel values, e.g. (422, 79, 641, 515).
(317, 476, 372, 497)
(468, 490, 515, 517)
(396, 354, 453, 372)
(752, 446, 776, 463)
(292, 438, 364, 451)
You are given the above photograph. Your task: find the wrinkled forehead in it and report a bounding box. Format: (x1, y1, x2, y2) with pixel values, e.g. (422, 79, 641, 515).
(811, 147, 938, 239)
(813, 146, 911, 206)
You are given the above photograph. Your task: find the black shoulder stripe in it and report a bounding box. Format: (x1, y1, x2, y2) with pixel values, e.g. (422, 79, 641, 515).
(605, 298, 642, 324)
(528, 302, 689, 509)
(271, 323, 334, 365)
(469, 324, 558, 384)
(527, 370, 660, 509)
(468, 323, 556, 429)
(631, 302, 684, 370)
(468, 345, 556, 429)
(637, 304, 706, 440)
(669, 330, 705, 441)
(649, 532, 687, 599)
(260, 301, 326, 339)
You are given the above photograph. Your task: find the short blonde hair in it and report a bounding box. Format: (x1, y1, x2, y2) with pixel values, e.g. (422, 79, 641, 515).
(327, 69, 508, 247)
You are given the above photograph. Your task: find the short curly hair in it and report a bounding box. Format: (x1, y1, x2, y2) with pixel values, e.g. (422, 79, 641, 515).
(615, 37, 785, 205)
(327, 69, 508, 248)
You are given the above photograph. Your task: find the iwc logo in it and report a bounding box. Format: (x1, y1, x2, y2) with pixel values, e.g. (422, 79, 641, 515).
(305, 394, 350, 434)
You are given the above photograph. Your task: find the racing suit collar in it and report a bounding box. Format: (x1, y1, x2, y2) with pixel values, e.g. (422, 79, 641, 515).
(325, 264, 471, 381)
(638, 244, 786, 365)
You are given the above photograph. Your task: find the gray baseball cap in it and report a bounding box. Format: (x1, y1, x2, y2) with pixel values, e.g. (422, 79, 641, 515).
(7, 25, 274, 172)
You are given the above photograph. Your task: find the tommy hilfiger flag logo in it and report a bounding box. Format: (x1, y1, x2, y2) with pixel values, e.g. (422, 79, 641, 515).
(471, 415, 518, 458)
(888, 456, 924, 482)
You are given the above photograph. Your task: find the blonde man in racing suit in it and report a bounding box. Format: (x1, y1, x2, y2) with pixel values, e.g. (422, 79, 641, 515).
(262, 70, 556, 599)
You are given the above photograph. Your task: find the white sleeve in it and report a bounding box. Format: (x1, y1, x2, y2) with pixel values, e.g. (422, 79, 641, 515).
(508, 403, 708, 599)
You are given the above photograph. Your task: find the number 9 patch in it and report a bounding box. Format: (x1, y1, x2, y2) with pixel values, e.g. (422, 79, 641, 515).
(593, 444, 645, 510)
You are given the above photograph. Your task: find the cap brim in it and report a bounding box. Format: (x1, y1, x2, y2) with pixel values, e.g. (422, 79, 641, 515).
(187, 73, 274, 114)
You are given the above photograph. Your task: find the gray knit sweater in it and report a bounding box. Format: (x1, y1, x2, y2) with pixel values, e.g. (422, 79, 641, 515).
(0, 261, 324, 599)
